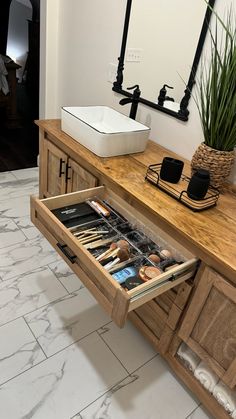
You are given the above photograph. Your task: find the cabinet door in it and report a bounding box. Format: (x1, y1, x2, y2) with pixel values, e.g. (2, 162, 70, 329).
(40, 139, 67, 198)
(178, 265, 236, 388)
(66, 158, 98, 193)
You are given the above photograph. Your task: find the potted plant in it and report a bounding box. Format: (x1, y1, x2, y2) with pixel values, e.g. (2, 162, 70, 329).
(191, 9, 236, 189)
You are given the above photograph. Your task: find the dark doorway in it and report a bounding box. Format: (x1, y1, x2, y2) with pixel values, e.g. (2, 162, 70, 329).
(0, 0, 40, 171)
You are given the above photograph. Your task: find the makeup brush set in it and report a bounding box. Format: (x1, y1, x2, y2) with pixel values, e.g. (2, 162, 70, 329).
(52, 197, 184, 290)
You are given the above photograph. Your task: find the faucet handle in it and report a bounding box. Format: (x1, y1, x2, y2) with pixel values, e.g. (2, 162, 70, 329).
(163, 84, 173, 90)
(127, 84, 140, 92)
(127, 85, 141, 101)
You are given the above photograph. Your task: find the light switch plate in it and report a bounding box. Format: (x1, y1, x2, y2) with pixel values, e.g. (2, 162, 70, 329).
(126, 48, 142, 62)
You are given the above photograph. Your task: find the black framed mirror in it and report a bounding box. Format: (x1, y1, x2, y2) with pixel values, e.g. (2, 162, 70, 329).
(113, 0, 216, 121)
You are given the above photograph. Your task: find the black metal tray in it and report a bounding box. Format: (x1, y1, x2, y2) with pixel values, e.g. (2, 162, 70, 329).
(145, 163, 219, 211)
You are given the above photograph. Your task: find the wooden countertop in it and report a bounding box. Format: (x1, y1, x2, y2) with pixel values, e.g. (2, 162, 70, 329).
(36, 119, 236, 281)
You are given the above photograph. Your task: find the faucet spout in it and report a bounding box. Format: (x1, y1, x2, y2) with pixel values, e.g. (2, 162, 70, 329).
(119, 85, 141, 120)
(119, 98, 132, 106)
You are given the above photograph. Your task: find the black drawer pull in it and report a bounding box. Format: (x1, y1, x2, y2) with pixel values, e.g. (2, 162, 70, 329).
(59, 159, 65, 177)
(57, 243, 76, 264)
(65, 163, 71, 181)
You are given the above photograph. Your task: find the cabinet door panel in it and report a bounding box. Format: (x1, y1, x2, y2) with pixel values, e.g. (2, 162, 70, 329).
(67, 159, 97, 193)
(41, 139, 67, 197)
(179, 266, 236, 388)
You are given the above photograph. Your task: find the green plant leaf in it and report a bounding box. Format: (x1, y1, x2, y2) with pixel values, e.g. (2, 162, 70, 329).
(196, 6, 236, 151)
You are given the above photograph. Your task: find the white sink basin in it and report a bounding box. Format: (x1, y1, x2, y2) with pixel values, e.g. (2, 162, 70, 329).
(61, 106, 150, 157)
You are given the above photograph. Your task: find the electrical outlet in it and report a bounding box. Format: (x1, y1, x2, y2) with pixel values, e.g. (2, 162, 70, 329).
(107, 63, 117, 83)
(126, 48, 142, 62)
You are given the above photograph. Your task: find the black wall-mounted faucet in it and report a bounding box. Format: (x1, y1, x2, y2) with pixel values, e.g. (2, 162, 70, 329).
(157, 84, 174, 106)
(119, 84, 141, 120)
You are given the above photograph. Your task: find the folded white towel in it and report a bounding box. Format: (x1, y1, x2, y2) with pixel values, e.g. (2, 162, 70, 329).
(177, 342, 201, 372)
(213, 381, 236, 414)
(194, 361, 219, 393)
(231, 410, 236, 419)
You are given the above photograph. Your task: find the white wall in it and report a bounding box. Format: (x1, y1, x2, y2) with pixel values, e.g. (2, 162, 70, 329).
(41, 0, 235, 163)
(56, 0, 127, 113)
(7, 0, 32, 82)
(39, 0, 60, 118)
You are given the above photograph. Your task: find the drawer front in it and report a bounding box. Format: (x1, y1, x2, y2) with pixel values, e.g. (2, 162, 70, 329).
(31, 186, 197, 328)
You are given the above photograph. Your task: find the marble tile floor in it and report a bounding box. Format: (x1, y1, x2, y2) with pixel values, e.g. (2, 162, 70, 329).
(0, 168, 213, 419)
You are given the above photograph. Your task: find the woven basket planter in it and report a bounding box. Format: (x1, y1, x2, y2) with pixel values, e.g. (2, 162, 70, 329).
(191, 143, 235, 189)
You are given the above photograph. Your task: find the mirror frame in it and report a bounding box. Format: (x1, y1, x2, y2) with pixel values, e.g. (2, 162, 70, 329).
(113, 0, 216, 121)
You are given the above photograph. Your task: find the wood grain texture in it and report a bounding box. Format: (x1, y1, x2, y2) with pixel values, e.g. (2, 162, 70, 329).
(128, 311, 161, 352)
(30, 199, 114, 317)
(35, 119, 236, 282)
(178, 265, 236, 388)
(132, 284, 189, 354)
(67, 158, 98, 193)
(41, 138, 67, 197)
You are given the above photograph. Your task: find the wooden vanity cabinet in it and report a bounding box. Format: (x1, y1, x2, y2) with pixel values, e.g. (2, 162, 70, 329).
(35, 120, 236, 419)
(178, 265, 236, 389)
(40, 137, 97, 198)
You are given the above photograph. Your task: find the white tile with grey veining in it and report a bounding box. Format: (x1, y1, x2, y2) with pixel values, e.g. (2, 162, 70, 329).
(25, 288, 110, 356)
(0, 178, 39, 201)
(98, 321, 156, 373)
(22, 226, 42, 240)
(0, 317, 46, 385)
(0, 332, 127, 419)
(0, 171, 16, 183)
(14, 216, 34, 230)
(11, 167, 39, 180)
(78, 356, 198, 419)
(48, 259, 83, 293)
(72, 375, 138, 419)
(186, 405, 213, 419)
(0, 235, 60, 281)
(0, 266, 67, 326)
(0, 219, 26, 249)
(0, 195, 30, 220)
(14, 216, 42, 240)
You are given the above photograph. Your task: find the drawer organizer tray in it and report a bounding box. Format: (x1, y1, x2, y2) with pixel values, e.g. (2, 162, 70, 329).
(31, 186, 198, 327)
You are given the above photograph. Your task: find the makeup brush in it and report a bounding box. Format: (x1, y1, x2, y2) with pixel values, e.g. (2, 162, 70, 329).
(104, 248, 130, 270)
(74, 229, 109, 237)
(78, 234, 103, 245)
(84, 237, 115, 250)
(99, 248, 123, 266)
(97, 239, 130, 262)
(96, 242, 118, 261)
(77, 233, 99, 241)
(69, 226, 96, 233)
(116, 239, 130, 250)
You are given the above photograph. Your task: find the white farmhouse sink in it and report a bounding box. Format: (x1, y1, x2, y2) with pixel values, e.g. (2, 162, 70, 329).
(61, 106, 150, 157)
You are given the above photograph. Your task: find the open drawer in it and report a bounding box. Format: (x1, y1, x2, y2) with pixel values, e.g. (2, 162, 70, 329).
(30, 186, 198, 327)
